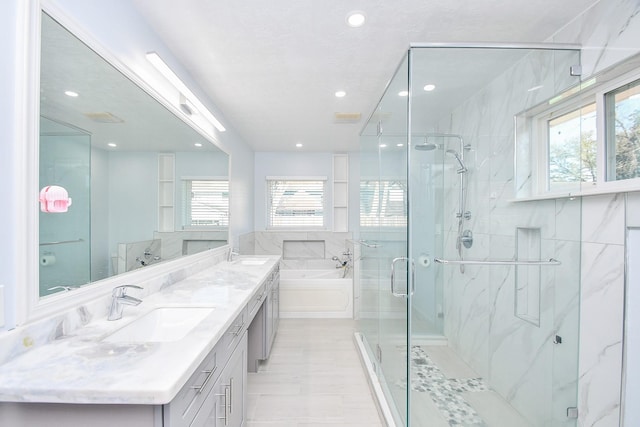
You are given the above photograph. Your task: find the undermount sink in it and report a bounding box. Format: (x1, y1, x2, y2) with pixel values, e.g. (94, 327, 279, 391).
(104, 307, 214, 343)
(237, 258, 268, 265)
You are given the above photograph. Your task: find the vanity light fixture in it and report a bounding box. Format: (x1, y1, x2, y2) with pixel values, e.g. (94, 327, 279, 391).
(180, 94, 198, 116)
(296, 143, 303, 148)
(146, 52, 226, 132)
(398, 90, 409, 97)
(397, 143, 404, 147)
(335, 90, 347, 98)
(64, 90, 79, 97)
(194, 143, 203, 147)
(379, 143, 387, 148)
(423, 84, 436, 92)
(107, 142, 117, 148)
(346, 11, 366, 28)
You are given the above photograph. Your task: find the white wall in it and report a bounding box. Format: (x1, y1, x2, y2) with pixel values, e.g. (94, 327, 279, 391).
(0, 0, 255, 329)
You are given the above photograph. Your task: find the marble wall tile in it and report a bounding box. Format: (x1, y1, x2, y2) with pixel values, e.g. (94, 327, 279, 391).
(578, 242, 625, 427)
(581, 194, 625, 245)
(247, 231, 352, 260)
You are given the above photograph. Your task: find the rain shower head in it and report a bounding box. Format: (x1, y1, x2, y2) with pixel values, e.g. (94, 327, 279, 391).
(446, 149, 468, 173)
(414, 142, 440, 151)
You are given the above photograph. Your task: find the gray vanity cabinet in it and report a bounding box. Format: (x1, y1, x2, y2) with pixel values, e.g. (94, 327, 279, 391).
(190, 332, 247, 427)
(247, 267, 280, 373)
(165, 308, 248, 427)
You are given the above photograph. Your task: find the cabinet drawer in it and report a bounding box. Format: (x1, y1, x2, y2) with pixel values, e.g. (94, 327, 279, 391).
(247, 283, 266, 321)
(220, 307, 247, 361)
(164, 343, 220, 426)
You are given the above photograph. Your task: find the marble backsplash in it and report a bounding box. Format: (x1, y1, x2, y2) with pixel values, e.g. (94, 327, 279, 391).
(0, 246, 229, 367)
(239, 231, 352, 269)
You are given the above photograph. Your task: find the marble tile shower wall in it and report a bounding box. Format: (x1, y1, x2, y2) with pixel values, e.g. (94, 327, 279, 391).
(239, 231, 352, 269)
(434, 50, 584, 426)
(433, 0, 640, 423)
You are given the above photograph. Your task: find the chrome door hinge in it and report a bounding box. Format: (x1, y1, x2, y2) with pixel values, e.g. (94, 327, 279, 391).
(570, 65, 582, 76)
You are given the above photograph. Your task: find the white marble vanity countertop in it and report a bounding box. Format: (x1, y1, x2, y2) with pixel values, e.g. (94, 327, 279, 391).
(0, 255, 280, 405)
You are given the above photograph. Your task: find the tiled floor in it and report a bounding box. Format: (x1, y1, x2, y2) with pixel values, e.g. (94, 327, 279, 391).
(246, 319, 385, 427)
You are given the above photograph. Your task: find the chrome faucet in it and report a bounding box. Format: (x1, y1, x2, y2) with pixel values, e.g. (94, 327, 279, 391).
(107, 285, 143, 321)
(227, 248, 239, 262)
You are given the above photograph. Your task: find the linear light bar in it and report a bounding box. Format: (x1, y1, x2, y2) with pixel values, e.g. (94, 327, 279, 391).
(146, 51, 226, 132)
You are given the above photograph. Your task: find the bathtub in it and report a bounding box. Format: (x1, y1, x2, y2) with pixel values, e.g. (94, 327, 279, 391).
(279, 269, 353, 318)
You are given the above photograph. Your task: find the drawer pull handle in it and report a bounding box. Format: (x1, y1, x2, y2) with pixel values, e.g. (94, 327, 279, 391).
(191, 366, 217, 394)
(217, 384, 231, 425)
(227, 321, 245, 336)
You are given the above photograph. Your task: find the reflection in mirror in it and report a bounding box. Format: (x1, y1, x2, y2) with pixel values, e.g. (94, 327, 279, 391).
(39, 13, 229, 298)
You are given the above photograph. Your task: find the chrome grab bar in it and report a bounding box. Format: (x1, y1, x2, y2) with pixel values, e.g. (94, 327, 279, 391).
(40, 238, 84, 246)
(390, 257, 416, 297)
(434, 258, 561, 266)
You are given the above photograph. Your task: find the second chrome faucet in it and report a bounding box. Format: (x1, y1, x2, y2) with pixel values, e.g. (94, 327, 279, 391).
(108, 285, 143, 321)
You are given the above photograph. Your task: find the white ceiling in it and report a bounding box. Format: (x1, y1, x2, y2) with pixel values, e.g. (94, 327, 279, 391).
(132, 0, 597, 152)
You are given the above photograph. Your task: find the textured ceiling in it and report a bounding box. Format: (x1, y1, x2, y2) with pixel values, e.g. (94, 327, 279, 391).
(132, 0, 597, 152)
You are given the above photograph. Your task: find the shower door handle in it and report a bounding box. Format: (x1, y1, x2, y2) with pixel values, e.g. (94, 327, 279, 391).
(390, 257, 415, 297)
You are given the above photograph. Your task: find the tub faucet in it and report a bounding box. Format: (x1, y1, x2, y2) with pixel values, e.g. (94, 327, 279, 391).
(108, 285, 143, 321)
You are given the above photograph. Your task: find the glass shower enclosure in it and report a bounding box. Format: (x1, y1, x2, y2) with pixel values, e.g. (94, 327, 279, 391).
(357, 44, 583, 426)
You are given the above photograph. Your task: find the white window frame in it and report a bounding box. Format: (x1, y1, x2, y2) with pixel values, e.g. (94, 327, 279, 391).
(266, 176, 328, 230)
(181, 176, 229, 230)
(525, 67, 640, 199)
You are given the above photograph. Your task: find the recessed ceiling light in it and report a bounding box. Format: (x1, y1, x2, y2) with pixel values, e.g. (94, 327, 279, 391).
(379, 143, 387, 148)
(296, 143, 303, 148)
(335, 90, 346, 98)
(423, 84, 436, 92)
(397, 143, 404, 147)
(346, 11, 366, 28)
(65, 90, 79, 97)
(194, 143, 203, 147)
(398, 91, 409, 97)
(107, 142, 117, 148)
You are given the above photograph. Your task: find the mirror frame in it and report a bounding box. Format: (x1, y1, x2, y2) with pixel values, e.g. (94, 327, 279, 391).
(19, 1, 230, 325)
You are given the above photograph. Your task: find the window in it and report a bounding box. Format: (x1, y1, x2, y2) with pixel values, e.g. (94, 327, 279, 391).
(605, 78, 640, 181)
(516, 66, 640, 198)
(360, 179, 407, 227)
(547, 103, 597, 191)
(182, 179, 229, 228)
(267, 179, 326, 228)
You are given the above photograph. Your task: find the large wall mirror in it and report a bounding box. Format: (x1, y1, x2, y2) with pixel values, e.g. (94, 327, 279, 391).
(39, 12, 229, 298)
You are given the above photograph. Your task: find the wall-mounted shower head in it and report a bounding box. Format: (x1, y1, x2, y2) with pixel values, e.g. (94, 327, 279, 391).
(414, 142, 440, 151)
(446, 149, 467, 173)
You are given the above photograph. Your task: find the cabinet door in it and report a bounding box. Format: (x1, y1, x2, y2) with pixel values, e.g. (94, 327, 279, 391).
(190, 376, 222, 427)
(217, 332, 247, 427)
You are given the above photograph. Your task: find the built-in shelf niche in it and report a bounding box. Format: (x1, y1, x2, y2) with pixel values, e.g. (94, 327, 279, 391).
(158, 153, 175, 232)
(333, 154, 349, 232)
(515, 227, 541, 326)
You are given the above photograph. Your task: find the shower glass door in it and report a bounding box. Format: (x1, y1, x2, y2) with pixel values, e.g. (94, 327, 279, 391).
(377, 55, 411, 425)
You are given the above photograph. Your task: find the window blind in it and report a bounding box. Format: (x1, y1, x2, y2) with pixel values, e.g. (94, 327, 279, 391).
(183, 180, 229, 227)
(360, 179, 407, 227)
(267, 180, 325, 228)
